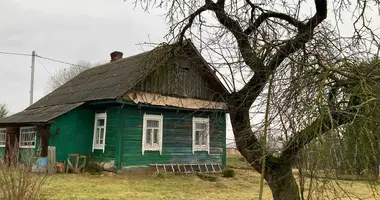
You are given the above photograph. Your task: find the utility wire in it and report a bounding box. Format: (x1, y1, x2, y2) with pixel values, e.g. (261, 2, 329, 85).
(0, 51, 31, 56)
(36, 57, 62, 86)
(36, 55, 83, 68)
(0, 50, 83, 68)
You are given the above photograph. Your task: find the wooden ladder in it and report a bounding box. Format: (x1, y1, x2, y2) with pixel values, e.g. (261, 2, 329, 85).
(150, 163, 223, 174)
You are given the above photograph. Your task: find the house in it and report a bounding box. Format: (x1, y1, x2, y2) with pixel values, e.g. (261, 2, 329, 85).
(0, 40, 229, 171)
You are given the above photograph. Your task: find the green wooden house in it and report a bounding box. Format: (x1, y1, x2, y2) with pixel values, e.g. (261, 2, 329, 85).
(0, 41, 229, 170)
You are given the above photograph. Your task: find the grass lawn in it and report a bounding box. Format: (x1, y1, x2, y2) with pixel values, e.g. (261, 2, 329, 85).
(40, 155, 380, 200)
(44, 170, 272, 200)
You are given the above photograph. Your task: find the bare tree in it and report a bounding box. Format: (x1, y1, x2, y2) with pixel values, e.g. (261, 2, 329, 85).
(45, 60, 96, 93)
(130, 0, 380, 199)
(0, 104, 8, 118)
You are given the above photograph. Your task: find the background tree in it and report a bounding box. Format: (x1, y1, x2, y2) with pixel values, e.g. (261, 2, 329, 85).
(45, 60, 98, 93)
(0, 104, 8, 118)
(129, 0, 380, 199)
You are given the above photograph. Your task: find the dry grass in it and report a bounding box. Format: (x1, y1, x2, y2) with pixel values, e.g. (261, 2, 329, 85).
(39, 155, 380, 200)
(44, 170, 272, 200)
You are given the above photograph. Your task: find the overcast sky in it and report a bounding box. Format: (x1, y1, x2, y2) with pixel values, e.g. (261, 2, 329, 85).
(0, 0, 237, 142)
(0, 0, 169, 114)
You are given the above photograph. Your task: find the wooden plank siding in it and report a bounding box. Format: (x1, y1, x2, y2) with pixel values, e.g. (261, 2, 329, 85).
(48, 107, 93, 162)
(105, 105, 226, 167)
(0, 148, 4, 158)
(133, 57, 222, 102)
(39, 103, 226, 169)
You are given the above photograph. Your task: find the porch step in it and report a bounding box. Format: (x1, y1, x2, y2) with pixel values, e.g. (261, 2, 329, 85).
(148, 163, 223, 174)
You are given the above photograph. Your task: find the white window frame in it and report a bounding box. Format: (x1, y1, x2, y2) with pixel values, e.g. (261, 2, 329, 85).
(19, 127, 37, 149)
(142, 114, 163, 155)
(192, 117, 210, 154)
(0, 128, 6, 147)
(92, 112, 107, 152)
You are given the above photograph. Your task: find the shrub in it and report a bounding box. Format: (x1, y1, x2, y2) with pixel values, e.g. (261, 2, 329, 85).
(86, 161, 102, 174)
(0, 143, 49, 200)
(85, 155, 103, 174)
(196, 173, 218, 182)
(222, 168, 236, 178)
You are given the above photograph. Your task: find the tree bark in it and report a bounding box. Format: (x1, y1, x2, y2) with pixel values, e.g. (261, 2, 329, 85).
(230, 109, 301, 200)
(265, 164, 301, 200)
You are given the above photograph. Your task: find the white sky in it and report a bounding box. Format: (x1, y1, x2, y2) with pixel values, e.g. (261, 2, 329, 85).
(0, 0, 238, 141)
(0, 0, 168, 113)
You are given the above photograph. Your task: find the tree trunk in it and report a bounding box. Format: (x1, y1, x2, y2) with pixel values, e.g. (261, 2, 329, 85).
(229, 110, 301, 200)
(266, 164, 301, 200)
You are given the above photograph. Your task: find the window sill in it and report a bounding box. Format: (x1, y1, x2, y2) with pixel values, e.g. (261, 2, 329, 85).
(194, 148, 209, 152)
(93, 146, 105, 150)
(20, 146, 35, 149)
(0, 145, 5, 148)
(144, 148, 160, 152)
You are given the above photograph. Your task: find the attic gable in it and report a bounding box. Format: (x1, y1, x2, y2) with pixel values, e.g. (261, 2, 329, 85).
(131, 46, 227, 102)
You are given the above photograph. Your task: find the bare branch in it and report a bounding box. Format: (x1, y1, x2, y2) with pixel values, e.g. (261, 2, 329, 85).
(244, 11, 305, 36)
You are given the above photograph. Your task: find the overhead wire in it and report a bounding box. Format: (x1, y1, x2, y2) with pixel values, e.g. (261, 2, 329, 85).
(0, 50, 83, 68)
(36, 57, 62, 86)
(36, 55, 83, 68)
(0, 51, 31, 57)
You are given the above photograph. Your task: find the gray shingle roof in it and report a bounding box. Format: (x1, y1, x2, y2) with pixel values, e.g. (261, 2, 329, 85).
(0, 41, 227, 126)
(29, 45, 173, 109)
(0, 103, 83, 127)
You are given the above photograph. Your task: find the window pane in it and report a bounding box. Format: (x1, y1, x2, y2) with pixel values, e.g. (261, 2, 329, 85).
(201, 132, 207, 145)
(0, 132, 5, 145)
(153, 129, 159, 144)
(97, 119, 105, 126)
(100, 128, 104, 139)
(96, 129, 100, 144)
(146, 129, 152, 145)
(147, 120, 159, 128)
(195, 131, 201, 145)
(195, 123, 206, 130)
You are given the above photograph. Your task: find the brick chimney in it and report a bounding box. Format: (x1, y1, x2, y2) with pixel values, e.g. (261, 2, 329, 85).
(110, 51, 123, 62)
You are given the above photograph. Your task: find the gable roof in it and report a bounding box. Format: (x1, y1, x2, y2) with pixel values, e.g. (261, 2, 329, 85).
(0, 40, 229, 126)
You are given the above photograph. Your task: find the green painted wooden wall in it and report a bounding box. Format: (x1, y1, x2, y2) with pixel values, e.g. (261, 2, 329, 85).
(48, 107, 93, 162)
(106, 105, 226, 168)
(0, 147, 4, 158)
(45, 103, 226, 169)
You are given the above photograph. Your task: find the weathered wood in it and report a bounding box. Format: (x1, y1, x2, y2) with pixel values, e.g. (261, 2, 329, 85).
(133, 57, 221, 101)
(148, 163, 223, 174)
(211, 164, 216, 172)
(217, 164, 222, 171)
(177, 163, 181, 172)
(47, 146, 56, 174)
(66, 154, 86, 173)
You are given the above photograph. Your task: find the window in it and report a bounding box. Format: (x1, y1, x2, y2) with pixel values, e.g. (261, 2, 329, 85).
(20, 127, 37, 148)
(92, 112, 107, 152)
(0, 128, 6, 147)
(142, 114, 163, 155)
(192, 117, 210, 153)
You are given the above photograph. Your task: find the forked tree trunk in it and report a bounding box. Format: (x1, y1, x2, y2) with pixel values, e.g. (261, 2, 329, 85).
(230, 110, 301, 200)
(265, 165, 301, 200)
